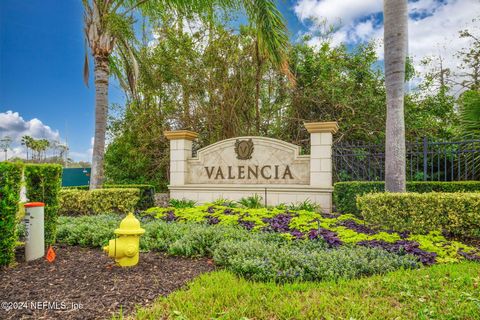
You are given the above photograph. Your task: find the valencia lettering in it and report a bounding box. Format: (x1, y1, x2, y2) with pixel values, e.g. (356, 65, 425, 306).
(204, 165, 294, 180)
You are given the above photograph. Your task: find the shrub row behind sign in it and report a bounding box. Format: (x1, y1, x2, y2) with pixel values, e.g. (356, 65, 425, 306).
(59, 188, 140, 215)
(357, 192, 480, 239)
(63, 184, 155, 211)
(334, 181, 480, 215)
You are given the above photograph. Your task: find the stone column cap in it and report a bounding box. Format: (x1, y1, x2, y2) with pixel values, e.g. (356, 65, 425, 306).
(304, 122, 339, 134)
(164, 130, 198, 141)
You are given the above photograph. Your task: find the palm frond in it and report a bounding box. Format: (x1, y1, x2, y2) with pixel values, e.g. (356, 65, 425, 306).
(459, 90, 480, 138)
(242, 0, 294, 84)
(83, 39, 90, 87)
(458, 90, 480, 179)
(83, 51, 90, 87)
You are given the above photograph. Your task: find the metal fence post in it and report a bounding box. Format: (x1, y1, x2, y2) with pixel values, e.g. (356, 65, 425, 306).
(422, 137, 428, 181)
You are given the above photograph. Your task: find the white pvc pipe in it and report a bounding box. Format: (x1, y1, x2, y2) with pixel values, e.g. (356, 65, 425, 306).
(24, 203, 45, 261)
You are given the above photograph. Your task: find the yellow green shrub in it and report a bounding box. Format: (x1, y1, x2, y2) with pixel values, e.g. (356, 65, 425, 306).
(334, 181, 480, 215)
(357, 192, 480, 237)
(59, 188, 140, 215)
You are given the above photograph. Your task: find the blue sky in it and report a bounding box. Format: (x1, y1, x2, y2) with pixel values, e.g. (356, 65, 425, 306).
(1, 0, 478, 161)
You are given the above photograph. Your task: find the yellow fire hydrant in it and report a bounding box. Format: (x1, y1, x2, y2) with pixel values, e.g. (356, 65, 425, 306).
(103, 212, 145, 267)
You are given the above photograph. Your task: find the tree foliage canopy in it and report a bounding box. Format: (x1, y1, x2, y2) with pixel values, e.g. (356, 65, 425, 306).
(105, 16, 475, 190)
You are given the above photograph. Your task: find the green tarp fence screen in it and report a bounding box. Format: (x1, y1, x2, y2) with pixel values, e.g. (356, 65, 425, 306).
(62, 168, 91, 187)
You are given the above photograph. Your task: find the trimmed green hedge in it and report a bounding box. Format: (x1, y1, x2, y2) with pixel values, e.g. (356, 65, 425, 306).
(334, 181, 480, 214)
(357, 192, 480, 237)
(58, 188, 140, 215)
(24, 164, 62, 246)
(63, 184, 154, 211)
(0, 162, 23, 266)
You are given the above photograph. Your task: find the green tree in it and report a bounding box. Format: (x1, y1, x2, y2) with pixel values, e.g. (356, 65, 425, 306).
(83, 0, 290, 190)
(21, 135, 34, 161)
(405, 56, 457, 140)
(456, 21, 480, 91)
(282, 40, 386, 148)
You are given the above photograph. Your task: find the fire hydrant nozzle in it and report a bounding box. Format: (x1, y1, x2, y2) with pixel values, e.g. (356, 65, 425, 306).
(103, 212, 145, 267)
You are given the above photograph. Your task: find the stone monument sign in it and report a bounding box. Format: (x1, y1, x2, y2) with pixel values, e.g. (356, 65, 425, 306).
(164, 122, 338, 212)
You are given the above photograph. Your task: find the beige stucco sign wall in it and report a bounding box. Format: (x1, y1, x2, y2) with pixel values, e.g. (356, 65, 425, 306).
(165, 122, 338, 212)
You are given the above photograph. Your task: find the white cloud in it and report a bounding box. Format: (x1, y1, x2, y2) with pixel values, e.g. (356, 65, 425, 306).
(69, 137, 93, 162)
(0, 110, 94, 162)
(0, 110, 60, 142)
(294, 0, 480, 87)
(294, 0, 382, 27)
(0, 110, 62, 159)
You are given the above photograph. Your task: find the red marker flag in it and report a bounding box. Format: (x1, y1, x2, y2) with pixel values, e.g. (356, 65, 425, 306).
(46, 246, 56, 263)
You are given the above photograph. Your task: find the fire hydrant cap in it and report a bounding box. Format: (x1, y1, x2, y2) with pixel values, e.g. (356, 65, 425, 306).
(114, 213, 145, 235)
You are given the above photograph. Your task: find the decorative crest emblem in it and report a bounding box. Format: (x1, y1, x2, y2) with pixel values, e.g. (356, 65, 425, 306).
(234, 139, 254, 160)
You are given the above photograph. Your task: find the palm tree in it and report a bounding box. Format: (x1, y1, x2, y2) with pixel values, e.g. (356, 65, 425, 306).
(383, 0, 408, 192)
(83, 0, 290, 190)
(29, 139, 39, 162)
(38, 139, 50, 161)
(21, 135, 33, 161)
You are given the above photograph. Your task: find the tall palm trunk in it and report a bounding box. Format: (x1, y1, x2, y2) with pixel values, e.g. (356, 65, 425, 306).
(384, 0, 408, 192)
(255, 38, 262, 133)
(90, 56, 110, 189)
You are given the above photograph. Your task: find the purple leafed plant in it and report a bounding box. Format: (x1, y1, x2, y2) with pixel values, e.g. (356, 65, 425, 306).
(290, 229, 304, 240)
(223, 208, 235, 215)
(384, 229, 410, 239)
(207, 206, 215, 214)
(308, 228, 342, 247)
(338, 219, 377, 235)
(162, 210, 178, 222)
(357, 240, 437, 265)
(320, 212, 340, 219)
(398, 231, 411, 239)
(238, 218, 255, 231)
(458, 249, 480, 261)
(263, 214, 292, 233)
(206, 215, 220, 225)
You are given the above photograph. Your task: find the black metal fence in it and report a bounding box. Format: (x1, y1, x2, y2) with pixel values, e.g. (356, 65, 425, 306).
(333, 137, 480, 182)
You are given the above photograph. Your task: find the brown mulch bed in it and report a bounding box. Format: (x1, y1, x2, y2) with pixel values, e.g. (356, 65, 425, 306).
(0, 245, 215, 320)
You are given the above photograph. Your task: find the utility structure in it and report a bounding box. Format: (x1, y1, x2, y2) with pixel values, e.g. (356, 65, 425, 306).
(0, 136, 12, 161)
(103, 213, 145, 267)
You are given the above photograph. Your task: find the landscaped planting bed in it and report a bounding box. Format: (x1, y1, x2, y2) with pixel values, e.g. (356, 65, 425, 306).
(55, 214, 420, 283)
(53, 200, 480, 285)
(0, 245, 214, 320)
(142, 202, 480, 265)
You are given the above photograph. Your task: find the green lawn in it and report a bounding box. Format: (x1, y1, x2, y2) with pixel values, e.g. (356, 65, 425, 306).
(129, 262, 480, 320)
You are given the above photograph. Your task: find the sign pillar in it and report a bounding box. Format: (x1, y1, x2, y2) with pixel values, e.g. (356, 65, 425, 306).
(304, 122, 339, 188)
(164, 130, 198, 186)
